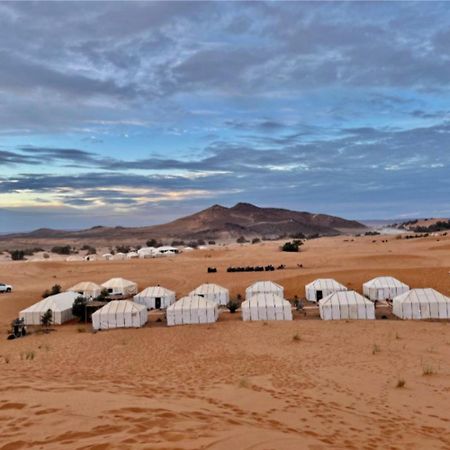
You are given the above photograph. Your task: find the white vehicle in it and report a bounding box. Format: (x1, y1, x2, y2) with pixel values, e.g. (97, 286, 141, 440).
(0, 283, 13, 293)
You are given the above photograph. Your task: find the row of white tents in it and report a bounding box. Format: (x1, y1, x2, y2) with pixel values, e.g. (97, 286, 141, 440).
(17, 277, 450, 328)
(66, 246, 183, 262)
(305, 276, 410, 303)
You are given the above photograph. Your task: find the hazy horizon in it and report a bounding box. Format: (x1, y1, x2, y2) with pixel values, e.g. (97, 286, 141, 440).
(1, 2, 450, 231)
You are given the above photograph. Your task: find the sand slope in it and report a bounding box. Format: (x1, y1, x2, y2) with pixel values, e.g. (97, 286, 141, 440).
(0, 234, 449, 449)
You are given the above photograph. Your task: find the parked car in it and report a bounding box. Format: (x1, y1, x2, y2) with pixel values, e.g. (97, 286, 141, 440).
(0, 283, 13, 293)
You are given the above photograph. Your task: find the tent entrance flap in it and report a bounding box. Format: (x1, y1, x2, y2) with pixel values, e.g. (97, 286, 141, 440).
(155, 297, 161, 309)
(316, 290, 323, 301)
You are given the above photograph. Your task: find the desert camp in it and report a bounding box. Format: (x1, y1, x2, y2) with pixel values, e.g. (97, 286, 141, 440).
(1, 2, 450, 448)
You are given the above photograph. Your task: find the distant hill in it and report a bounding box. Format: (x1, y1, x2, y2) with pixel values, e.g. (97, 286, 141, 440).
(395, 218, 450, 233)
(0, 203, 366, 246)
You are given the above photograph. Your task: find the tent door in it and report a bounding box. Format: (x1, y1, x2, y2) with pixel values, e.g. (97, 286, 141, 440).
(316, 290, 323, 302)
(155, 297, 161, 309)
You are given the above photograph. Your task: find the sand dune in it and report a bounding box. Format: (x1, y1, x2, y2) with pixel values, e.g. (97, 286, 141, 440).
(0, 234, 449, 449)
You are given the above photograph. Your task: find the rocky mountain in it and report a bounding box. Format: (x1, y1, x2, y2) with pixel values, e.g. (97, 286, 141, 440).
(0, 203, 366, 246)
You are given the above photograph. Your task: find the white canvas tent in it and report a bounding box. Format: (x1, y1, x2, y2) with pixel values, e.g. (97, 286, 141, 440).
(319, 291, 375, 320)
(68, 281, 102, 299)
(241, 293, 292, 321)
(363, 276, 409, 301)
(102, 253, 113, 260)
(134, 285, 176, 310)
(137, 247, 156, 258)
(305, 278, 348, 302)
(245, 281, 284, 299)
(393, 288, 450, 320)
(66, 255, 84, 262)
(102, 278, 138, 298)
(92, 300, 147, 330)
(166, 295, 219, 326)
(112, 252, 126, 261)
(126, 251, 139, 259)
(19, 291, 79, 325)
(189, 283, 229, 306)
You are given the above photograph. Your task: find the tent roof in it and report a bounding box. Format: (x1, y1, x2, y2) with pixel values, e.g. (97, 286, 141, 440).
(190, 283, 228, 295)
(92, 300, 146, 316)
(135, 286, 175, 298)
(320, 291, 372, 306)
(68, 281, 102, 292)
(246, 281, 283, 294)
(102, 277, 137, 288)
(394, 288, 450, 304)
(363, 276, 408, 289)
(305, 278, 347, 290)
(168, 295, 216, 311)
(20, 291, 79, 313)
(243, 293, 289, 306)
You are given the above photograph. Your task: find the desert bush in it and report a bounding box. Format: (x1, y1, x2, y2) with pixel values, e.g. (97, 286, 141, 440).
(208, 240, 216, 245)
(372, 344, 381, 355)
(396, 378, 406, 388)
(81, 245, 97, 255)
(77, 326, 87, 333)
(51, 245, 72, 255)
(422, 364, 436, 376)
(292, 332, 301, 342)
(42, 284, 62, 298)
(10, 250, 25, 261)
(281, 240, 303, 252)
(236, 236, 249, 244)
(95, 289, 110, 302)
(226, 300, 239, 313)
(251, 238, 261, 244)
(146, 239, 163, 248)
(116, 245, 131, 253)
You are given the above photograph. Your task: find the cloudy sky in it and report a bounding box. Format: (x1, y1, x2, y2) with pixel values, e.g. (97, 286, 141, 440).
(1, 1, 450, 231)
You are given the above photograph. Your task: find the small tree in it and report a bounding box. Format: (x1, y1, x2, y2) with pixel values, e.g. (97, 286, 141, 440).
(72, 296, 88, 322)
(146, 239, 159, 247)
(236, 236, 248, 244)
(41, 309, 53, 330)
(95, 288, 110, 302)
(226, 300, 239, 313)
(10, 250, 25, 261)
(51, 245, 72, 255)
(281, 240, 303, 252)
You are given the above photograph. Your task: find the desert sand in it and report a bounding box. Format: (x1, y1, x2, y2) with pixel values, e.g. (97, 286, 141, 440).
(0, 234, 450, 449)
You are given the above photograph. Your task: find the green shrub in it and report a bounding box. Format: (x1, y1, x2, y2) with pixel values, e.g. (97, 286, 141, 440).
(51, 245, 72, 255)
(10, 250, 25, 260)
(226, 300, 239, 313)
